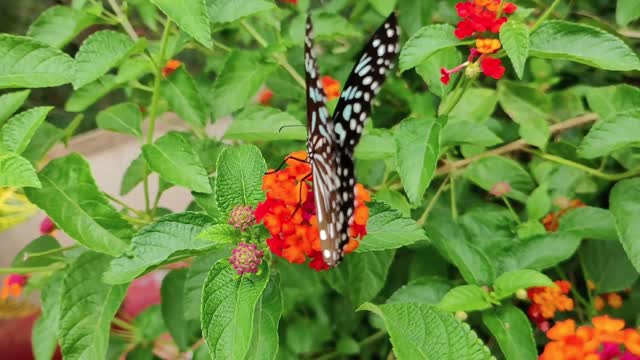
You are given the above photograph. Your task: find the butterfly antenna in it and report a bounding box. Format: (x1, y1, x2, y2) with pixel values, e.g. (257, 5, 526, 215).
(265, 155, 309, 175)
(288, 172, 312, 219)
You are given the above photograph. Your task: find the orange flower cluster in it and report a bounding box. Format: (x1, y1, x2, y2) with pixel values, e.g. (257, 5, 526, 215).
(162, 59, 182, 77)
(539, 316, 640, 360)
(321, 76, 341, 101)
(595, 293, 624, 312)
(527, 280, 574, 328)
(1, 274, 28, 299)
(255, 151, 369, 271)
(542, 199, 586, 232)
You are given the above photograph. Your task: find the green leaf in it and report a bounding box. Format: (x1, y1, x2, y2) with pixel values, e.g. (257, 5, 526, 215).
(368, 0, 398, 16)
(225, 106, 306, 142)
(0, 107, 52, 154)
(441, 122, 502, 148)
(0, 90, 30, 127)
(59, 252, 128, 360)
(581, 240, 638, 294)
(134, 305, 167, 341)
(355, 128, 396, 160)
(0, 34, 75, 89)
(22, 122, 64, 164)
(358, 303, 494, 360)
(558, 207, 618, 241)
(498, 81, 551, 149)
(120, 154, 146, 195)
(96, 102, 143, 138)
(357, 201, 428, 252)
(395, 117, 443, 204)
(387, 276, 452, 305)
(499, 19, 529, 79)
(12, 235, 60, 268)
(160, 67, 208, 128)
(416, 48, 462, 98)
(610, 178, 640, 272)
(529, 20, 640, 71)
(206, 0, 275, 24)
(493, 269, 553, 300)
(27, 5, 100, 48)
(373, 190, 411, 217)
(0, 151, 41, 188)
(437, 285, 493, 312)
(104, 212, 215, 284)
(448, 88, 498, 123)
(616, 0, 640, 26)
(150, 0, 212, 47)
(198, 224, 239, 244)
(32, 270, 64, 360)
(215, 144, 267, 213)
(464, 156, 535, 202)
(184, 248, 232, 320)
(25, 154, 132, 255)
(577, 114, 640, 159)
(211, 51, 275, 118)
(498, 232, 581, 273)
(142, 132, 212, 193)
(397, 0, 434, 36)
(192, 177, 223, 222)
(288, 13, 361, 43)
(65, 75, 120, 112)
(399, 24, 461, 71)
(161, 269, 197, 350)
(246, 278, 283, 360)
(73, 30, 142, 89)
(482, 305, 537, 360)
(201, 261, 270, 359)
(585, 84, 640, 120)
(326, 250, 395, 306)
(526, 184, 551, 221)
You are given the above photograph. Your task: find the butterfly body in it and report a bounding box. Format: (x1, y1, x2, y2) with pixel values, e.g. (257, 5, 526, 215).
(304, 13, 400, 266)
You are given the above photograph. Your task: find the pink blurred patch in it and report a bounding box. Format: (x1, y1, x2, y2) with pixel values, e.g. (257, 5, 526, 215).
(121, 271, 164, 318)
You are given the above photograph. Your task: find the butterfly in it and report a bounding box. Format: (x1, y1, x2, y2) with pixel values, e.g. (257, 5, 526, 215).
(304, 13, 400, 267)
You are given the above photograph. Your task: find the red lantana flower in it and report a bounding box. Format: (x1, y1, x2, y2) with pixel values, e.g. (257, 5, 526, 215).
(255, 151, 369, 271)
(454, 0, 516, 39)
(257, 88, 274, 105)
(480, 57, 506, 79)
(527, 280, 574, 330)
(321, 76, 341, 101)
(162, 59, 182, 77)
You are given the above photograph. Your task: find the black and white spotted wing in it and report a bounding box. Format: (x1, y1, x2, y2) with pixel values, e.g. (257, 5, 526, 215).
(331, 13, 400, 261)
(304, 17, 345, 267)
(305, 14, 399, 267)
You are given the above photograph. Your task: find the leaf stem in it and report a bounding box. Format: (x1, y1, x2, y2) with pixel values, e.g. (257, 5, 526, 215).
(529, 151, 640, 181)
(501, 196, 521, 224)
(531, 0, 562, 33)
(450, 173, 458, 221)
(240, 20, 306, 89)
(417, 178, 450, 225)
(0, 264, 65, 274)
(439, 76, 471, 117)
(112, 317, 138, 333)
(107, 0, 140, 41)
(103, 192, 147, 217)
(25, 245, 78, 259)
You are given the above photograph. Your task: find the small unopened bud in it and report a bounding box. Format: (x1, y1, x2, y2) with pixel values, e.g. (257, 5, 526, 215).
(229, 242, 264, 275)
(465, 61, 481, 78)
(455, 311, 468, 321)
(515, 288, 528, 300)
(228, 205, 256, 232)
(490, 181, 511, 197)
(40, 217, 56, 235)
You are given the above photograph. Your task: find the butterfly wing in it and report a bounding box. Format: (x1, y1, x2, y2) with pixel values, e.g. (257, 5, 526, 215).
(304, 16, 344, 267)
(332, 13, 400, 256)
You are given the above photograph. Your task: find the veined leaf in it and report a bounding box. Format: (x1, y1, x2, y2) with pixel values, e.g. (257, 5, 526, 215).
(577, 114, 640, 159)
(585, 84, 640, 120)
(493, 269, 552, 300)
(616, 0, 640, 26)
(416, 48, 463, 98)
(215, 145, 267, 213)
(357, 201, 428, 252)
(399, 24, 461, 71)
(0, 107, 53, 154)
(482, 305, 537, 360)
(499, 19, 529, 79)
(142, 132, 212, 193)
(25, 154, 132, 255)
(160, 66, 209, 128)
(441, 122, 502, 148)
(224, 106, 306, 142)
(32, 270, 64, 360)
(387, 276, 452, 305)
(358, 303, 494, 359)
(558, 207, 618, 241)
(73, 30, 143, 89)
(448, 88, 497, 123)
(246, 277, 284, 360)
(0, 34, 75, 89)
(0, 151, 41, 188)
(22, 122, 64, 165)
(395, 117, 444, 204)
(207, 0, 275, 24)
(104, 212, 215, 284)
(27, 5, 101, 48)
(96, 102, 143, 138)
(610, 179, 640, 272)
(355, 128, 396, 161)
(201, 261, 270, 359)
(0, 90, 30, 126)
(581, 240, 638, 294)
(65, 75, 120, 112)
(161, 269, 198, 350)
(437, 285, 493, 312)
(498, 81, 551, 149)
(184, 248, 233, 320)
(59, 252, 128, 360)
(529, 21, 640, 71)
(464, 156, 535, 202)
(151, 0, 212, 48)
(368, 0, 398, 16)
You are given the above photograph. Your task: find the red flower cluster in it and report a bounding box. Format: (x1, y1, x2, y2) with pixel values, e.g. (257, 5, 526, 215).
(454, 0, 517, 39)
(255, 151, 369, 271)
(527, 280, 574, 331)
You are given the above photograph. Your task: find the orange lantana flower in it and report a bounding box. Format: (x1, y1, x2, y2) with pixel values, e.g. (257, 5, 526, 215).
(592, 315, 625, 344)
(625, 329, 640, 356)
(542, 199, 586, 232)
(476, 38, 501, 54)
(1, 274, 28, 299)
(539, 319, 600, 360)
(162, 59, 182, 77)
(321, 76, 341, 101)
(255, 151, 369, 271)
(527, 280, 574, 326)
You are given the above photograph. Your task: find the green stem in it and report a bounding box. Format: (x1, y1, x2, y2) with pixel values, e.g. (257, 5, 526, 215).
(531, 0, 562, 33)
(531, 151, 640, 181)
(241, 20, 306, 89)
(417, 178, 450, 225)
(103, 192, 147, 217)
(439, 76, 472, 117)
(25, 245, 78, 259)
(554, 266, 590, 317)
(578, 251, 596, 318)
(122, 214, 151, 226)
(107, 0, 140, 41)
(0, 264, 65, 274)
(502, 196, 521, 224)
(450, 173, 458, 221)
(112, 317, 138, 333)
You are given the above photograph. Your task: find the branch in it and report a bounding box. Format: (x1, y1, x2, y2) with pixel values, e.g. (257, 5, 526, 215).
(435, 113, 598, 176)
(107, 0, 139, 42)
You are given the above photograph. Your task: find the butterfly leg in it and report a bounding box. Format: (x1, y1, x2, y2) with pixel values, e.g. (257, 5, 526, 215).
(265, 156, 309, 175)
(289, 172, 312, 219)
